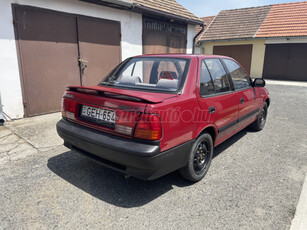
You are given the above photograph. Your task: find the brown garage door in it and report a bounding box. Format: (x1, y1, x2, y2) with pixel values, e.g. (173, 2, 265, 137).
(13, 5, 121, 117)
(143, 17, 187, 54)
(213, 45, 253, 74)
(77, 16, 121, 86)
(263, 44, 307, 81)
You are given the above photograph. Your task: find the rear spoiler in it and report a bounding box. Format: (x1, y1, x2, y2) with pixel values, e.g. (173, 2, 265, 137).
(67, 85, 171, 104)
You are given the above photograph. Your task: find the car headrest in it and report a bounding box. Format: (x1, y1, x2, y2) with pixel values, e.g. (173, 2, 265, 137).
(159, 71, 175, 80)
(117, 76, 141, 85)
(156, 79, 178, 89)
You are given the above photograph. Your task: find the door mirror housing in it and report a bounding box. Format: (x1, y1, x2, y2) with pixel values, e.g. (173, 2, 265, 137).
(253, 78, 266, 87)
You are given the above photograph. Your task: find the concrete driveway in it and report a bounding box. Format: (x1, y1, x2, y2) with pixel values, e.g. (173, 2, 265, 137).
(1, 82, 307, 229)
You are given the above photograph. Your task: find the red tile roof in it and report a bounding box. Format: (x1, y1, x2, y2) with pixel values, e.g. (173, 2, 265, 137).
(199, 6, 271, 41)
(195, 16, 216, 36)
(129, 0, 203, 23)
(256, 1, 307, 37)
(198, 1, 307, 41)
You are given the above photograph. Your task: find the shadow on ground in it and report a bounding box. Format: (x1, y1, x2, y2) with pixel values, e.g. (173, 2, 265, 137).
(47, 128, 249, 208)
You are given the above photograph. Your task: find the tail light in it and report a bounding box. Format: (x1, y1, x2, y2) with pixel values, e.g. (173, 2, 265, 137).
(114, 111, 137, 136)
(134, 114, 163, 141)
(61, 97, 77, 120)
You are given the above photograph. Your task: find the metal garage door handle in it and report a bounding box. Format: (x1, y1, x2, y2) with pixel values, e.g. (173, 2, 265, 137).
(79, 57, 88, 73)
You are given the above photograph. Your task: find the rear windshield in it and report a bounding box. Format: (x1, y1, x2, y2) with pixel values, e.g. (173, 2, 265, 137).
(99, 57, 190, 93)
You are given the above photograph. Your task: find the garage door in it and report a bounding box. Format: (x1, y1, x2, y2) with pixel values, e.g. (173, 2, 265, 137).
(263, 44, 307, 81)
(77, 17, 121, 86)
(213, 45, 253, 74)
(143, 17, 187, 54)
(13, 5, 121, 116)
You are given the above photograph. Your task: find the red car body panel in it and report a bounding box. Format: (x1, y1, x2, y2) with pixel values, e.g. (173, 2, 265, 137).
(68, 85, 178, 104)
(57, 54, 270, 180)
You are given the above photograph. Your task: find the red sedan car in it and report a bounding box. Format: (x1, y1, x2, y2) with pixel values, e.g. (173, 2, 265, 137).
(57, 54, 270, 182)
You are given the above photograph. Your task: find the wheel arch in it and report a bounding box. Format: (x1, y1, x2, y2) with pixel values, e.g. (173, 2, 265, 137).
(197, 125, 217, 145)
(265, 97, 270, 107)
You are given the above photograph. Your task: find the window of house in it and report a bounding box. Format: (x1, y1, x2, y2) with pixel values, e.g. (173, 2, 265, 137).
(223, 59, 251, 90)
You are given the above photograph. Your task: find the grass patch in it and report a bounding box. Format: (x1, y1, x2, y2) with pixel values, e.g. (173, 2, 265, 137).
(289, 206, 296, 219)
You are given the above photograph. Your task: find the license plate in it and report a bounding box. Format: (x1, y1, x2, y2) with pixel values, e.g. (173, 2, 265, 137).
(81, 105, 115, 124)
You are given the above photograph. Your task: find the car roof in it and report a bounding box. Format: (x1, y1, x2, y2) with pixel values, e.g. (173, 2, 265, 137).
(135, 54, 232, 59)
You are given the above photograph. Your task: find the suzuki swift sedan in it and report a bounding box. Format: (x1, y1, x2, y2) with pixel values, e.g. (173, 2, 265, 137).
(56, 54, 270, 182)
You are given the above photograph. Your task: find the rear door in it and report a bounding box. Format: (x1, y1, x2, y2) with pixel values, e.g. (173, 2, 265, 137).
(197, 58, 239, 145)
(222, 58, 259, 130)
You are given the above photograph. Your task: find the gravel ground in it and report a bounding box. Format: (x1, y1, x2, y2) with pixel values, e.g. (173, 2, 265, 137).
(0, 83, 307, 229)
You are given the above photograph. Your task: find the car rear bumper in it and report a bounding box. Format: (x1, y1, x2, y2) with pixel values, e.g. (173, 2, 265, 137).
(56, 119, 193, 180)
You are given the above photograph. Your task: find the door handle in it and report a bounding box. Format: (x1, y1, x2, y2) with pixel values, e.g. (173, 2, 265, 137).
(240, 98, 245, 104)
(78, 57, 88, 73)
(209, 106, 215, 114)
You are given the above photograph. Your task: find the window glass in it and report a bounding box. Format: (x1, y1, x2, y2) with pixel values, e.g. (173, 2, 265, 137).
(158, 61, 186, 80)
(100, 57, 190, 92)
(223, 59, 251, 90)
(204, 59, 231, 93)
(200, 61, 215, 96)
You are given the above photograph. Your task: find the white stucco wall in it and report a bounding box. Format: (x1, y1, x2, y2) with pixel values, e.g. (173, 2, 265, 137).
(187, 24, 196, 54)
(0, 0, 143, 118)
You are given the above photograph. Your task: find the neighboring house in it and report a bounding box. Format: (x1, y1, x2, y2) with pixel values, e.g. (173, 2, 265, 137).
(197, 1, 307, 81)
(0, 0, 203, 119)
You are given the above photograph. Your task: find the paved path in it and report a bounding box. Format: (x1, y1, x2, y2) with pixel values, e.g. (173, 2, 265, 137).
(0, 83, 306, 229)
(0, 126, 38, 165)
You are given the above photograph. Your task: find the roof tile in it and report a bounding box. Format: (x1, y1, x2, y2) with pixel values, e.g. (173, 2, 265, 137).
(256, 1, 307, 37)
(199, 6, 272, 41)
(129, 0, 202, 23)
(195, 16, 216, 36)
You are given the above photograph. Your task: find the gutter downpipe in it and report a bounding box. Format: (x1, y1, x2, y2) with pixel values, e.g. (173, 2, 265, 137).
(193, 24, 205, 54)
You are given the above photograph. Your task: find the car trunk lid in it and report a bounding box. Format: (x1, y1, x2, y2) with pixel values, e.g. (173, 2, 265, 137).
(62, 85, 176, 138)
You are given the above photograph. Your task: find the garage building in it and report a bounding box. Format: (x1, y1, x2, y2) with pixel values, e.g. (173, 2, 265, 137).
(0, 0, 203, 118)
(196, 1, 307, 82)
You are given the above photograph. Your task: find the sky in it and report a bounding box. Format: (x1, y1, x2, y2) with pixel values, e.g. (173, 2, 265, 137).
(177, 0, 307, 17)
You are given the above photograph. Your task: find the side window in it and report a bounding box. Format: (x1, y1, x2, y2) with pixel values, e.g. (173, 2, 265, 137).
(223, 59, 251, 90)
(200, 61, 215, 96)
(204, 59, 231, 93)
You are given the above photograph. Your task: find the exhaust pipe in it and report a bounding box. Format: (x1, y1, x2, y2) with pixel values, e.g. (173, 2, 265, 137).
(0, 93, 5, 125)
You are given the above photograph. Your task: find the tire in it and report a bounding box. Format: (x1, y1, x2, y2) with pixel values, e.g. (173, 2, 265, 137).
(179, 133, 213, 182)
(250, 102, 268, 131)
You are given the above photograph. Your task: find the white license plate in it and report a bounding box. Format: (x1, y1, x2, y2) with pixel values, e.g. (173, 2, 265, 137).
(81, 105, 115, 123)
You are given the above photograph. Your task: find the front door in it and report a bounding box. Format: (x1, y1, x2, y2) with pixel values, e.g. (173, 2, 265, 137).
(197, 58, 239, 146)
(221, 58, 259, 131)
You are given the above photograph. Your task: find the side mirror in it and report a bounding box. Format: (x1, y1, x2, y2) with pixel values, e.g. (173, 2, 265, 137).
(253, 78, 266, 87)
